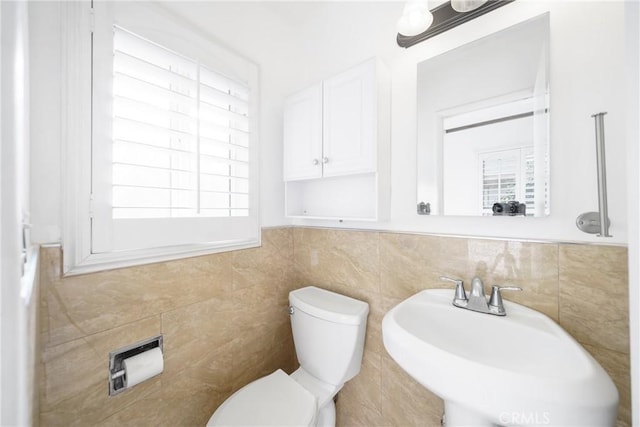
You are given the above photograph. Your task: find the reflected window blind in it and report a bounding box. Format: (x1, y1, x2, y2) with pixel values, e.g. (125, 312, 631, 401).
(480, 148, 535, 216)
(112, 26, 250, 219)
(523, 149, 535, 214)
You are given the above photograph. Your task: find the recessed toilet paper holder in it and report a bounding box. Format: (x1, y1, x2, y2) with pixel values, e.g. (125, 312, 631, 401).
(109, 335, 163, 396)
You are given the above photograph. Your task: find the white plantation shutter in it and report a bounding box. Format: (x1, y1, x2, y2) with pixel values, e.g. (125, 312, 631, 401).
(112, 27, 250, 219)
(198, 65, 251, 217)
(87, 2, 259, 265)
(523, 149, 536, 215)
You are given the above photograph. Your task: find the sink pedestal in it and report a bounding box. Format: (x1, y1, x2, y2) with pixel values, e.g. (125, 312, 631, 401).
(444, 402, 496, 427)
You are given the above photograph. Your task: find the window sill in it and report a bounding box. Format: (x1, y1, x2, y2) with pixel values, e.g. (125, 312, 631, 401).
(62, 237, 261, 276)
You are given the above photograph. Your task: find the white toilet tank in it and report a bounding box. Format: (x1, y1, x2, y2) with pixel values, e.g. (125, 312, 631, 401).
(289, 286, 369, 386)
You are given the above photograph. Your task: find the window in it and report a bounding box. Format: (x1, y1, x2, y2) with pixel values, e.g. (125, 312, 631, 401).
(62, 2, 259, 274)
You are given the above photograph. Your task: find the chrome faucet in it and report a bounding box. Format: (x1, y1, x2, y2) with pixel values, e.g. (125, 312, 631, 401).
(440, 276, 522, 316)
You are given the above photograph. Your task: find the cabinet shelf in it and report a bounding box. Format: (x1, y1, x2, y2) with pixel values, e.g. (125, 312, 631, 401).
(285, 173, 381, 220)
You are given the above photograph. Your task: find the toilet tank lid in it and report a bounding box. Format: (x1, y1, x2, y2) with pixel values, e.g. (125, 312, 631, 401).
(289, 286, 369, 325)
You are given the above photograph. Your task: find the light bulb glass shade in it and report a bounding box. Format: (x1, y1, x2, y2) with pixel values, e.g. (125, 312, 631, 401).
(397, 1, 434, 37)
(450, 0, 488, 12)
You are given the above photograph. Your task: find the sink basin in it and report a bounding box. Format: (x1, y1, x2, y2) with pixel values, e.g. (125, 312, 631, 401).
(382, 289, 619, 426)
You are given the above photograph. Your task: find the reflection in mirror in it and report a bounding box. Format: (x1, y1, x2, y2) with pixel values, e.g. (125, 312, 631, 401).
(416, 14, 550, 217)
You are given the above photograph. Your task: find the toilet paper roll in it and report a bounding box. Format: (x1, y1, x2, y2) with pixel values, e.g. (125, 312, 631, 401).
(123, 347, 164, 388)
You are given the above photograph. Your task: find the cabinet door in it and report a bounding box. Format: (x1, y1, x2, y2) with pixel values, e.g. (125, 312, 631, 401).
(283, 83, 323, 181)
(322, 60, 376, 177)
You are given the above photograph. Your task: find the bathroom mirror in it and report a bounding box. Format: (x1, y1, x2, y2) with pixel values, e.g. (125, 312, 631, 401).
(416, 14, 550, 217)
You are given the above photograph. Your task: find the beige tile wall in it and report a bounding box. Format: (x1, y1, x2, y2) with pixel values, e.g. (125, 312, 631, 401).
(292, 228, 631, 427)
(38, 228, 298, 426)
(38, 226, 630, 426)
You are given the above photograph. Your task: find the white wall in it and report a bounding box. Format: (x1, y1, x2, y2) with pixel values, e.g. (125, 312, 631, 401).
(29, 1, 632, 245)
(29, 1, 62, 244)
(283, 1, 629, 244)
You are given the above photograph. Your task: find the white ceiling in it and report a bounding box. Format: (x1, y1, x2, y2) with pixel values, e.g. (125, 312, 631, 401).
(158, 0, 407, 90)
(159, 1, 405, 59)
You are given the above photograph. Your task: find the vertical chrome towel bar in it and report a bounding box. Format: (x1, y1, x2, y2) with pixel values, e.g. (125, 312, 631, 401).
(576, 112, 612, 237)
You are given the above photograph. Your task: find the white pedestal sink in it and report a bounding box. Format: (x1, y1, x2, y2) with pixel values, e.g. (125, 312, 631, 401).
(382, 289, 619, 426)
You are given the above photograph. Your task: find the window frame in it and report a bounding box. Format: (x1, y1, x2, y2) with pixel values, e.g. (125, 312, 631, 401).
(61, 1, 260, 275)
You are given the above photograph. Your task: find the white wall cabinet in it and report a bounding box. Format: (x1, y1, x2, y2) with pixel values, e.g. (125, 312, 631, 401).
(283, 58, 390, 221)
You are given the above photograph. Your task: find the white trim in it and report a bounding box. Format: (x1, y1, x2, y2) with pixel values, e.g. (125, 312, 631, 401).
(64, 238, 260, 276)
(60, 0, 93, 274)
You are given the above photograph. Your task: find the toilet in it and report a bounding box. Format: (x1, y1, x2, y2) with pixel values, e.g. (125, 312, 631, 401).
(206, 286, 369, 427)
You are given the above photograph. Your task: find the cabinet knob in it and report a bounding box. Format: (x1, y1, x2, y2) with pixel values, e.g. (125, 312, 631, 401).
(312, 158, 319, 166)
(322, 157, 329, 164)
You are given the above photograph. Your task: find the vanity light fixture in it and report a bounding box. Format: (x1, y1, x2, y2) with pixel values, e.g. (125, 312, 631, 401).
(450, 0, 488, 13)
(397, 1, 433, 37)
(397, 0, 514, 48)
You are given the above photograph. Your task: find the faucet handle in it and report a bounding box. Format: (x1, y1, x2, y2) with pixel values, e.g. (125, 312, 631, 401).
(489, 285, 523, 315)
(440, 276, 467, 305)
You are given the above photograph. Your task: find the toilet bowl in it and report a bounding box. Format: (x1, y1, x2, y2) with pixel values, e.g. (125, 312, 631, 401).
(206, 286, 369, 427)
(207, 369, 317, 426)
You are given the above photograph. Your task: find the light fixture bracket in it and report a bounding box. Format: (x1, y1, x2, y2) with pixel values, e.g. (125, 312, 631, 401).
(397, 0, 515, 48)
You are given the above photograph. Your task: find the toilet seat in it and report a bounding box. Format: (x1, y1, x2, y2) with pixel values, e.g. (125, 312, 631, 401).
(206, 369, 317, 426)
